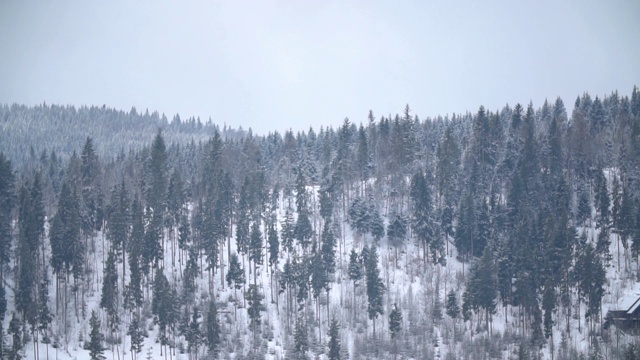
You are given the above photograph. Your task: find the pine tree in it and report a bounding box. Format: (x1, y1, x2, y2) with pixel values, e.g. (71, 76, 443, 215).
(249, 221, 263, 284)
(181, 247, 199, 305)
(148, 129, 168, 219)
(368, 203, 385, 243)
(389, 303, 402, 339)
(348, 197, 370, 238)
(575, 242, 606, 325)
(365, 245, 385, 337)
(80, 137, 100, 237)
(542, 280, 555, 339)
(327, 318, 340, 360)
(594, 168, 610, 229)
(0, 285, 6, 358)
(186, 306, 202, 358)
(281, 210, 296, 254)
(88, 310, 106, 360)
(206, 299, 221, 357)
(445, 289, 459, 320)
(348, 249, 363, 321)
(152, 268, 177, 350)
(127, 313, 144, 360)
(268, 223, 279, 269)
(467, 246, 497, 331)
(16, 175, 45, 328)
(321, 220, 337, 277)
(226, 253, 245, 291)
(293, 315, 309, 360)
(294, 171, 314, 251)
(246, 284, 265, 331)
(386, 212, 407, 266)
(8, 312, 22, 360)
(0, 153, 14, 281)
(100, 250, 119, 332)
(410, 171, 434, 265)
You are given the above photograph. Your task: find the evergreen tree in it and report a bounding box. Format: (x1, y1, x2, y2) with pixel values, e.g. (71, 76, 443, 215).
(594, 168, 610, 229)
(186, 306, 202, 358)
(0, 153, 14, 280)
(347, 249, 363, 320)
(226, 253, 245, 292)
(281, 210, 296, 254)
(268, 223, 280, 269)
(575, 242, 606, 324)
(8, 312, 22, 360)
(388, 303, 402, 339)
(87, 310, 106, 360)
(446, 289, 459, 320)
(127, 313, 144, 360)
(321, 220, 337, 277)
(147, 129, 168, 219)
(246, 284, 265, 331)
(206, 299, 221, 357)
(80, 137, 100, 236)
(542, 280, 555, 339)
(365, 245, 385, 336)
(368, 203, 385, 243)
(0, 285, 6, 358)
(410, 171, 434, 263)
(467, 246, 497, 331)
(327, 317, 341, 360)
(348, 197, 370, 238)
(167, 167, 185, 229)
(152, 268, 177, 349)
(16, 175, 45, 327)
(100, 250, 119, 331)
(386, 211, 407, 263)
(311, 252, 328, 301)
(181, 247, 199, 305)
(294, 171, 314, 250)
(293, 315, 309, 360)
(249, 221, 263, 283)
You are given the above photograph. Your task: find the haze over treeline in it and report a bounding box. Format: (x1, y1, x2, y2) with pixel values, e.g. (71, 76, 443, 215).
(0, 86, 640, 359)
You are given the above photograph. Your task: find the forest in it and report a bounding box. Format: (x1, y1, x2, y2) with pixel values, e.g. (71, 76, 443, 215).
(1, 86, 640, 359)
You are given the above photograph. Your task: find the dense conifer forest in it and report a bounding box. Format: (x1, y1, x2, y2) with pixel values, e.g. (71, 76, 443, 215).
(1, 86, 640, 359)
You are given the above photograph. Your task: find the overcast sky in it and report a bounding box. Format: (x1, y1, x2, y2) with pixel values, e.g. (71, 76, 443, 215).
(1, 1, 638, 135)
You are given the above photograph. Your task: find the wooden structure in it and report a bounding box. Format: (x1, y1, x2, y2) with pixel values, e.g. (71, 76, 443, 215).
(605, 296, 640, 335)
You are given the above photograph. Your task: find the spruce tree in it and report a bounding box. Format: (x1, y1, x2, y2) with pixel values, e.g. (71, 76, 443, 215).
(249, 221, 263, 284)
(388, 303, 402, 339)
(327, 318, 340, 360)
(368, 203, 385, 243)
(226, 253, 245, 292)
(206, 299, 221, 357)
(0, 153, 14, 280)
(8, 312, 22, 360)
(293, 315, 309, 360)
(365, 245, 385, 337)
(467, 246, 497, 331)
(386, 212, 407, 266)
(281, 210, 296, 254)
(246, 284, 265, 331)
(127, 313, 144, 360)
(100, 250, 119, 332)
(88, 310, 106, 360)
(152, 268, 177, 350)
(445, 289, 459, 320)
(268, 223, 279, 270)
(347, 249, 363, 321)
(186, 306, 202, 358)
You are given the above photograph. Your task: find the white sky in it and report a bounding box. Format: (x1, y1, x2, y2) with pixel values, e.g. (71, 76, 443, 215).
(0, 1, 638, 134)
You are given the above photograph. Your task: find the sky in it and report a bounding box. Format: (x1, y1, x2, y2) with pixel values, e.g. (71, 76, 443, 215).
(0, 1, 638, 135)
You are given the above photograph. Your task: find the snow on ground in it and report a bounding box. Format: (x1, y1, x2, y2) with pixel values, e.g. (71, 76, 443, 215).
(13, 182, 640, 359)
